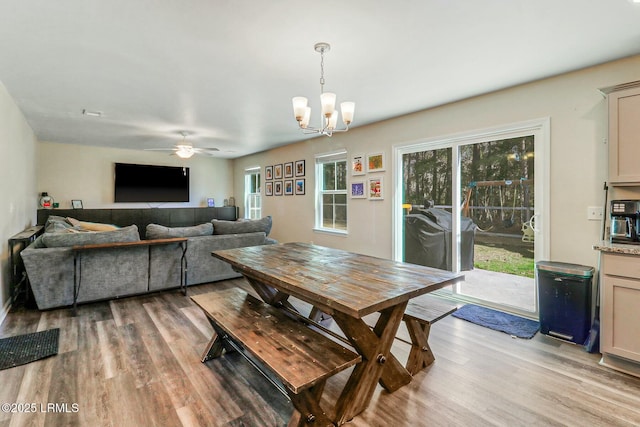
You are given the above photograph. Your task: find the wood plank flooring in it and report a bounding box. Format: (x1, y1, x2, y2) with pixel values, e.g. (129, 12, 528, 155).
(0, 278, 639, 427)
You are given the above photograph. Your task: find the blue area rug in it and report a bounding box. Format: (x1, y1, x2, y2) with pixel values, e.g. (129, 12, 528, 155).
(452, 304, 539, 339)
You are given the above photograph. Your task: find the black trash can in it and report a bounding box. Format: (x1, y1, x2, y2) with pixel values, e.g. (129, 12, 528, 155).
(537, 261, 594, 345)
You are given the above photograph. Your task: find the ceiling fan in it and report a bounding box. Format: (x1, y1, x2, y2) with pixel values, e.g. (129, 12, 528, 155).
(144, 131, 220, 158)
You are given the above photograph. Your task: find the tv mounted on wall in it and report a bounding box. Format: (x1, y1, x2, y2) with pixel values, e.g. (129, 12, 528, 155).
(114, 163, 190, 203)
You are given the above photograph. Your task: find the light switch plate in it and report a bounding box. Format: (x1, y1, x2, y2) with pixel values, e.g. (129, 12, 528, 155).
(587, 206, 603, 221)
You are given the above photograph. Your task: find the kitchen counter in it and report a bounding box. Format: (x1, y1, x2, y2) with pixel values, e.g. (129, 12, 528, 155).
(593, 241, 640, 255)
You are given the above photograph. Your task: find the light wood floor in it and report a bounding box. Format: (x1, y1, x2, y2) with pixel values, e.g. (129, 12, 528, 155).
(1, 279, 639, 427)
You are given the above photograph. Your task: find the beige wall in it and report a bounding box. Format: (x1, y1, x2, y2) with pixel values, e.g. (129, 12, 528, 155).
(37, 142, 234, 209)
(234, 55, 640, 269)
(0, 82, 37, 315)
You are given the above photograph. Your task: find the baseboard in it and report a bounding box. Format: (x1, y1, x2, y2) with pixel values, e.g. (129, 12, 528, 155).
(0, 298, 10, 327)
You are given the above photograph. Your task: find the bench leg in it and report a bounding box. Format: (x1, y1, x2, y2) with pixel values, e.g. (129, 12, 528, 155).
(201, 319, 236, 362)
(287, 381, 333, 427)
(404, 319, 435, 375)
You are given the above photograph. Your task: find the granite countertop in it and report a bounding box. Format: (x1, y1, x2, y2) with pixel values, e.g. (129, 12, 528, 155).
(593, 241, 640, 255)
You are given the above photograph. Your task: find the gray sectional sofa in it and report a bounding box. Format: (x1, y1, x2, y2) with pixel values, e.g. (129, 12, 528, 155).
(21, 215, 275, 310)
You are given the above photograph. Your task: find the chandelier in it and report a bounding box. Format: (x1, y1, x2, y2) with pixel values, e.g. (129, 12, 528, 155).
(292, 42, 355, 137)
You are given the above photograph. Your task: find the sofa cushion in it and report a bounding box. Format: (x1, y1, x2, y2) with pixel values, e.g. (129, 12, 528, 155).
(145, 223, 213, 239)
(211, 216, 272, 236)
(41, 225, 140, 248)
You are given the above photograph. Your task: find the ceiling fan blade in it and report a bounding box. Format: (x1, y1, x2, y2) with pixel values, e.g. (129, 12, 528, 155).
(144, 148, 177, 152)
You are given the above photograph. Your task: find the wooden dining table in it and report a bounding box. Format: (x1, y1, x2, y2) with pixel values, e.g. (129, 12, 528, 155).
(211, 242, 463, 425)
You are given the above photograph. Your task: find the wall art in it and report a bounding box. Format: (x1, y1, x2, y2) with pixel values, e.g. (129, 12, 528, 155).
(284, 180, 294, 195)
(367, 152, 385, 173)
(351, 153, 365, 176)
(350, 181, 366, 199)
(284, 162, 294, 178)
(274, 164, 283, 180)
(368, 176, 384, 200)
(295, 160, 306, 177)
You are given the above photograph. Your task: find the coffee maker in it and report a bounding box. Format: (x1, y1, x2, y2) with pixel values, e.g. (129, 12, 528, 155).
(610, 200, 640, 244)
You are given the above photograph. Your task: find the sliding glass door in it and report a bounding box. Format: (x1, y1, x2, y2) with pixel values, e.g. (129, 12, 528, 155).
(394, 119, 549, 316)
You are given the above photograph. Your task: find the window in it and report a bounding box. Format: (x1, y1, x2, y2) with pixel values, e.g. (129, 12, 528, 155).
(244, 168, 261, 219)
(315, 151, 347, 232)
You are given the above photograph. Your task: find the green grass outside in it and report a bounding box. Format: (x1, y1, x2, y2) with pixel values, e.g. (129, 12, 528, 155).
(473, 243, 535, 278)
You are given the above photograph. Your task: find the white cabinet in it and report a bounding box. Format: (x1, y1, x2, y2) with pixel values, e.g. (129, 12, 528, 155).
(600, 252, 640, 377)
(602, 81, 640, 185)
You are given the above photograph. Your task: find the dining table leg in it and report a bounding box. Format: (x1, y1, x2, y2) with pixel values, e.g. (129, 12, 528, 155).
(245, 276, 296, 310)
(331, 301, 409, 425)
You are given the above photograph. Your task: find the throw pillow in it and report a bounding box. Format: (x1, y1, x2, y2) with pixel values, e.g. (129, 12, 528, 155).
(66, 217, 120, 232)
(41, 225, 140, 248)
(211, 216, 272, 236)
(145, 223, 214, 239)
(43, 215, 73, 233)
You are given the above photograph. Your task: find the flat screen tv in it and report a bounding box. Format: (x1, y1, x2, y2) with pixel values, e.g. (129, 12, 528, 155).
(114, 163, 190, 202)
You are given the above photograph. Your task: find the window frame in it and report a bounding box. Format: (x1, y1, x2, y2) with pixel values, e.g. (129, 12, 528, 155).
(314, 150, 348, 235)
(244, 167, 262, 220)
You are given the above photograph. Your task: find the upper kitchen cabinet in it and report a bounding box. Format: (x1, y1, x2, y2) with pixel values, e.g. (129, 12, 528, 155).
(602, 81, 640, 186)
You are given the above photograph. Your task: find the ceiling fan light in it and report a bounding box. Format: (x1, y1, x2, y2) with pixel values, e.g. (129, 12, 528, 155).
(176, 145, 194, 159)
(340, 102, 355, 125)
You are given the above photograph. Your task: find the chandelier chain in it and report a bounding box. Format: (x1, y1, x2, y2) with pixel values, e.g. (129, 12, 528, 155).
(319, 49, 325, 92)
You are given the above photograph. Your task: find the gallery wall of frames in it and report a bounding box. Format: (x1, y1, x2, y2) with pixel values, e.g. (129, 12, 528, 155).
(264, 160, 305, 196)
(350, 152, 385, 201)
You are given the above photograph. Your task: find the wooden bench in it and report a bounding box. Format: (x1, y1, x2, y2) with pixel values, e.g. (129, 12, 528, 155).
(191, 288, 361, 427)
(402, 294, 458, 375)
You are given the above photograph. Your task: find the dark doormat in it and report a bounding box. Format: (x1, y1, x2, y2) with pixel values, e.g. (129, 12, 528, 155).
(0, 328, 60, 370)
(452, 304, 539, 339)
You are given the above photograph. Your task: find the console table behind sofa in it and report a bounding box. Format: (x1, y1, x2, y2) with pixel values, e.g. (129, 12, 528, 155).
(37, 207, 239, 238)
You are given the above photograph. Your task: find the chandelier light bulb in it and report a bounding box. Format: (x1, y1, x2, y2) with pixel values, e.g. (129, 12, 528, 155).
(340, 102, 355, 125)
(327, 110, 339, 130)
(301, 107, 311, 128)
(292, 97, 308, 121)
(320, 92, 336, 118)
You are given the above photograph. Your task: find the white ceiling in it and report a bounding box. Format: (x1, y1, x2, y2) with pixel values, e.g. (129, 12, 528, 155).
(2, 1, 640, 159)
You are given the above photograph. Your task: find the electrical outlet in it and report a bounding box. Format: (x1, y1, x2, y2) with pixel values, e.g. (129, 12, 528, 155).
(587, 206, 603, 221)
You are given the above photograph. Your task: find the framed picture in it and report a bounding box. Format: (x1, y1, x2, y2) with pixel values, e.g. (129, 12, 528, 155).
(350, 181, 366, 199)
(284, 180, 294, 195)
(71, 199, 83, 209)
(295, 160, 306, 177)
(207, 198, 215, 207)
(295, 178, 305, 195)
(265, 165, 273, 181)
(265, 182, 273, 196)
(368, 176, 384, 200)
(274, 164, 283, 180)
(367, 152, 385, 172)
(351, 153, 365, 176)
(274, 181, 283, 196)
(284, 162, 294, 178)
